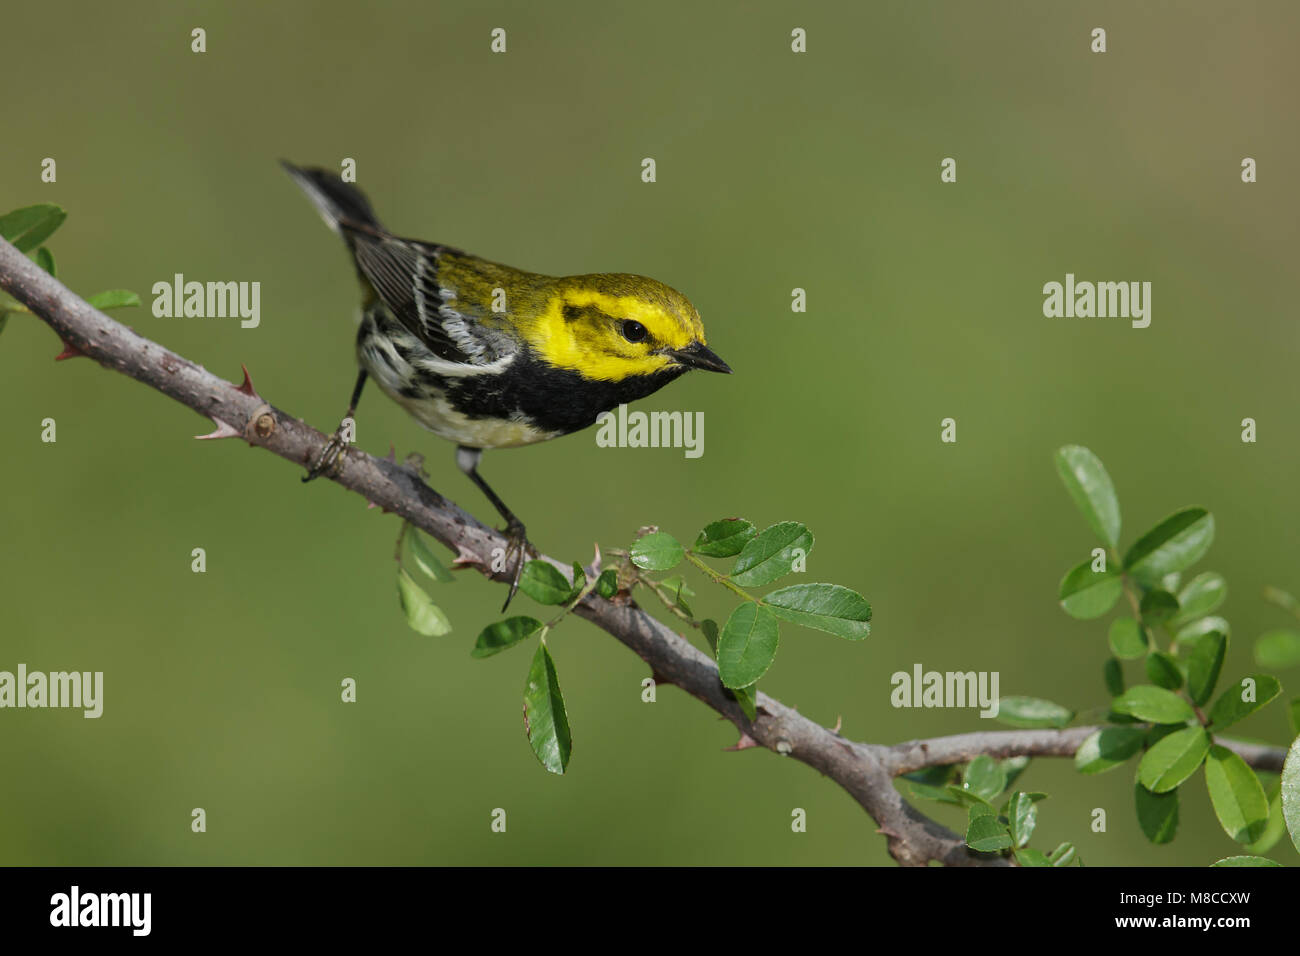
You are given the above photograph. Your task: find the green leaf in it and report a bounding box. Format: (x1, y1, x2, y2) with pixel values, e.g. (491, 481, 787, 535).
(1145, 723, 1181, 748)
(85, 289, 141, 310)
(472, 616, 542, 658)
(518, 560, 572, 605)
(1048, 842, 1077, 866)
(1008, 791, 1039, 848)
(1138, 726, 1210, 792)
(630, 531, 684, 571)
(1171, 572, 1227, 625)
(1123, 508, 1215, 584)
(995, 696, 1073, 729)
(659, 574, 695, 616)
(966, 811, 1013, 852)
(760, 583, 871, 640)
(1112, 685, 1196, 725)
(701, 618, 719, 655)
(1207, 674, 1282, 731)
(0, 204, 66, 252)
(1108, 618, 1148, 660)
(396, 568, 452, 636)
(34, 246, 55, 276)
(570, 562, 587, 595)
(1211, 856, 1281, 867)
(1204, 745, 1270, 843)
(595, 569, 618, 599)
(1057, 561, 1123, 620)
(1140, 589, 1179, 627)
(1282, 735, 1300, 855)
(407, 527, 454, 583)
(904, 765, 957, 787)
(1254, 630, 1300, 670)
(1054, 445, 1121, 548)
(963, 754, 1007, 801)
(1144, 651, 1183, 691)
(902, 774, 957, 802)
(912, 782, 965, 804)
(716, 602, 780, 689)
(999, 789, 1046, 812)
(1184, 630, 1227, 706)
(1075, 726, 1146, 775)
(693, 518, 757, 557)
(1175, 615, 1231, 647)
(523, 639, 571, 774)
(1135, 781, 1179, 844)
(731, 683, 758, 721)
(1243, 773, 1286, 855)
(905, 780, 963, 804)
(1103, 657, 1125, 697)
(944, 785, 995, 810)
(729, 521, 813, 587)
(1014, 848, 1053, 867)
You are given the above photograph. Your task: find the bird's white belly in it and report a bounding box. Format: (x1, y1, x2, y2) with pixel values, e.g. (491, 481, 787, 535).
(393, 386, 559, 449)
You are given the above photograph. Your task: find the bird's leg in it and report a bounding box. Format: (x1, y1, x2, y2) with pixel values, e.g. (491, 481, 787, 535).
(457, 446, 536, 611)
(304, 369, 368, 482)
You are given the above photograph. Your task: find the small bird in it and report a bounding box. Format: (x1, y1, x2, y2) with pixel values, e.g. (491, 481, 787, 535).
(282, 162, 731, 606)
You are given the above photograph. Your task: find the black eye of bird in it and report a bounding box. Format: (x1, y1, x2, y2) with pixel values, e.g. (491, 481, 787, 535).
(621, 320, 648, 343)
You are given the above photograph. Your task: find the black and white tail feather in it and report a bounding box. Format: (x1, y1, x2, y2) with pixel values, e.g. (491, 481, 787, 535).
(282, 161, 507, 367)
(279, 160, 382, 235)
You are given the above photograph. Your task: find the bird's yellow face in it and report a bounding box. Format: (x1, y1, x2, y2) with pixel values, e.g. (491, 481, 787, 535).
(522, 275, 730, 382)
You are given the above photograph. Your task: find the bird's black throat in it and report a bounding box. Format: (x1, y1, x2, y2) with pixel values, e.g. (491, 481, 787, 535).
(442, 354, 689, 437)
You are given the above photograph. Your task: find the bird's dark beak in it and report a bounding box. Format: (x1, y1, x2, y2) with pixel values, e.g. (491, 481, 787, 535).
(668, 341, 732, 374)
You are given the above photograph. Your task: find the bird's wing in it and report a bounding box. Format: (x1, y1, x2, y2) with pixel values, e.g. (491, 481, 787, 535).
(342, 225, 515, 366)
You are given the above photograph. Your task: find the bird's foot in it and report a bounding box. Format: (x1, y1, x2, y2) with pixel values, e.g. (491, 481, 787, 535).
(303, 424, 352, 482)
(501, 519, 539, 612)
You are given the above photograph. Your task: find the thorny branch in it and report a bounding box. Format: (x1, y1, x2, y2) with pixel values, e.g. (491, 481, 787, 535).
(0, 236, 1285, 866)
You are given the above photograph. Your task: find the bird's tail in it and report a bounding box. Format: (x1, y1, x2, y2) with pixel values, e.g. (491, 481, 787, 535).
(281, 160, 384, 236)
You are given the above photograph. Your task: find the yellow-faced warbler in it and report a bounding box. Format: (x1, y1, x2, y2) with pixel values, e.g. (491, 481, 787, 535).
(283, 162, 731, 605)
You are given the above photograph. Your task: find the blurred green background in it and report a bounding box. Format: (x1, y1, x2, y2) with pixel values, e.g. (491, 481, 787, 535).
(2, 0, 1298, 866)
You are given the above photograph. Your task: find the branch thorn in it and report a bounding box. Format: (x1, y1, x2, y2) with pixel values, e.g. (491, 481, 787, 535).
(450, 545, 485, 569)
(54, 339, 86, 361)
(195, 417, 240, 440)
(234, 364, 261, 399)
